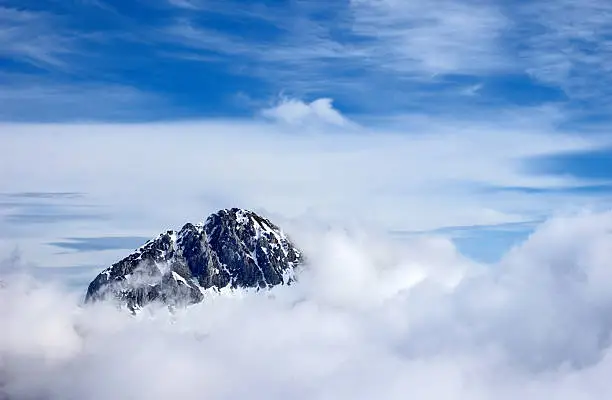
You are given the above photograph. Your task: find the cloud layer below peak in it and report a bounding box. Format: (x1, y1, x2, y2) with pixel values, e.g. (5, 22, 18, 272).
(4, 211, 612, 399)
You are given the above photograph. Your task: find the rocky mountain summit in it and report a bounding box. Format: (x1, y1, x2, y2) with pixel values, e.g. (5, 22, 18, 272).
(85, 208, 304, 311)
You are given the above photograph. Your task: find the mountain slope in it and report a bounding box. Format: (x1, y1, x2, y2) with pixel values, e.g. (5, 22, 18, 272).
(85, 208, 303, 311)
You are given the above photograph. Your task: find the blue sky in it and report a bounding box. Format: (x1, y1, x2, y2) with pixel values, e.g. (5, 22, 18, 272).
(2, 0, 611, 121)
(2, 0, 612, 268)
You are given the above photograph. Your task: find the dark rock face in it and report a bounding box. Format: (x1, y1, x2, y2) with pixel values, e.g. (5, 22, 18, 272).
(85, 208, 304, 311)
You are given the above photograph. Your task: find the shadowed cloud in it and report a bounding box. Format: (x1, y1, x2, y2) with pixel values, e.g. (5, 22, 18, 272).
(2, 203, 107, 225)
(48, 236, 151, 252)
(2, 192, 84, 199)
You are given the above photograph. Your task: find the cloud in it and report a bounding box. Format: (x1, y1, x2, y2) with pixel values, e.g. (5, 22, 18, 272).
(155, 0, 529, 115)
(2, 192, 84, 200)
(348, 0, 511, 76)
(162, 0, 511, 78)
(4, 211, 612, 399)
(0, 80, 173, 122)
(0, 193, 107, 227)
(165, 0, 201, 10)
(516, 0, 612, 101)
(461, 83, 484, 96)
(260, 97, 350, 126)
(3, 0, 612, 122)
(3, 0, 610, 120)
(48, 237, 150, 252)
(0, 6, 76, 69)
(151, 0, 612, 119)
(1, 112, 611, 268)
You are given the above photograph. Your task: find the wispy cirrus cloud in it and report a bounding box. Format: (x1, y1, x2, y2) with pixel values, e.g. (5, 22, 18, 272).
(0, 5, 77, 69)
(514, 0, 612, 108)
(4, 0, 611, 120)
(162, 0, 511, 77)
(151, 0, 539, 116)
(0, 79, 174, 122)
(160, 0, 510, 81)
(347, 0, 512, 76)
(3, 192, 84, 200)
(154, 0, 612, 119)
(0, 3, 175, 121)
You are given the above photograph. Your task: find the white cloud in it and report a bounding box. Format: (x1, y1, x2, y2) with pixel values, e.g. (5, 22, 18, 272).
(165, 0, 201, 10)
(348, 0, 511, 76)
(0, 81, 170, 122)
(156, 0, 523, 115)
(461, 83, 484, 96)
(156, 0, 612, 118)
(0, 6, 76, 69)
(4, 0, 612, 121)
(4, 211, 612, 399)
(162, 0, 511, 79)
(260, 97, 349, 126)
(0, 112, 610, 268)
(516, 0, 612, 103)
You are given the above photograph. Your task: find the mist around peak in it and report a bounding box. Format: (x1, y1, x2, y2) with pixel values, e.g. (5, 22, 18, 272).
(3, 212, 612, 399)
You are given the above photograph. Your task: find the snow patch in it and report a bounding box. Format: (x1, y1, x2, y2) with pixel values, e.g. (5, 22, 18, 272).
(171, 271, 188, 286)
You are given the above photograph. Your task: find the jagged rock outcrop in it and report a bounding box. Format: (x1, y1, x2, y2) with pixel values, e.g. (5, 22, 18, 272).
(85, 208, 303, 311)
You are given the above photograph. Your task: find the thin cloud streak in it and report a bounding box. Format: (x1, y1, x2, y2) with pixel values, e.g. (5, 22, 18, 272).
(0, 81, 175, 122)
(0, 6, 77, 69)
(4, 0, 612, 119)
(348, 0, 512, 75)
(158, 0, 612, 117)
(517, 0, 612, 94)
(161, 0, 510, 79)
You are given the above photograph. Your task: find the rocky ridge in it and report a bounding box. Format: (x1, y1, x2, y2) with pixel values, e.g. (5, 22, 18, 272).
(85, 208, 303, 311)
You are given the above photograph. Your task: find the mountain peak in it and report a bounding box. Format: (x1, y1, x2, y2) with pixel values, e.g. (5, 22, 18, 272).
(85, 208, 303, 311)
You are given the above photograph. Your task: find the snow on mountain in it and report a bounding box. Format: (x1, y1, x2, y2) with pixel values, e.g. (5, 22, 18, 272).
(85, 208, 304, 311)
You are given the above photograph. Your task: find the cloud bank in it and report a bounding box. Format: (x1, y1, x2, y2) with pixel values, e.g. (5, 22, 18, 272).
(3, 211, 612, 399)
(1, 114, 610, 269)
